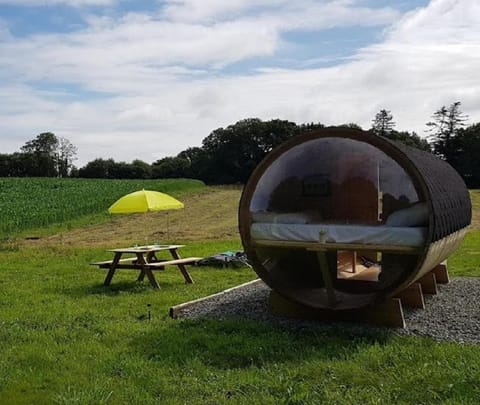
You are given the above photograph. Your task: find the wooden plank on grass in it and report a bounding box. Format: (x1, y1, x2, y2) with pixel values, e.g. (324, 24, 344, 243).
(169, 279, 262, 319)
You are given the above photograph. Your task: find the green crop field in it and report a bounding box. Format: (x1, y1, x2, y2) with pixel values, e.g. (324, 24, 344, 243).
(0, 178, 204, 236)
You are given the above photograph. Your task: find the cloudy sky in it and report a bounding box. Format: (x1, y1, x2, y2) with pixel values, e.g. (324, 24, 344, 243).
(1, 0, 479, 166)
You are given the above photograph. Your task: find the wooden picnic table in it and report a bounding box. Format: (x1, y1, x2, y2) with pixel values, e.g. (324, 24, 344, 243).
(91, 245, 202, 289)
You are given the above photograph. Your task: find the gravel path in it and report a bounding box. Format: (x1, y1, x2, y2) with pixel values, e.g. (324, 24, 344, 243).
(174, 277, 480, 344)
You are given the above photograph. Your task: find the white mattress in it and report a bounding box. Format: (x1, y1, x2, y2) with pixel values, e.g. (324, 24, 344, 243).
(251, 223, 426, 247)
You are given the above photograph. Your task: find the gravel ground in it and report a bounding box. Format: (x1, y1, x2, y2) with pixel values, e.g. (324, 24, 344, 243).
(174, 277, 480, 344)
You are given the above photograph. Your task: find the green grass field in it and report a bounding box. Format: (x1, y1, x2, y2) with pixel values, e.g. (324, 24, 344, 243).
(0, 181, 478, 404)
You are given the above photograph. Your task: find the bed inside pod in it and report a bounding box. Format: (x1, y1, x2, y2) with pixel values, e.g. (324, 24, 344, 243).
(239, 129, 434, 311)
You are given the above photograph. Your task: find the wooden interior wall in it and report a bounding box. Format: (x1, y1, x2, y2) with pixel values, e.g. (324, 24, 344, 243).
(332, 154, 380, 224)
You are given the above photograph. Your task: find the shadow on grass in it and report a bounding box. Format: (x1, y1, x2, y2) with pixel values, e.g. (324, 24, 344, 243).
(55, 281, 153, 297)
(131, 317, 394, 370)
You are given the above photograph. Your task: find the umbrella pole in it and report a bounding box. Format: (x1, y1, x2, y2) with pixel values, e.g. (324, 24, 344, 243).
(144, 212, 148, 245)
(166, 212, 170, 241)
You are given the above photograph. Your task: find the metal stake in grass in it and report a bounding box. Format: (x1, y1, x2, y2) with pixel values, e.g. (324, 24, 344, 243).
(147, 303, 152, 321)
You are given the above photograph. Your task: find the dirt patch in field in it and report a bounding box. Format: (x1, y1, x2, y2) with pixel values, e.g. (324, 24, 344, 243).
(22, 186, 243, 248)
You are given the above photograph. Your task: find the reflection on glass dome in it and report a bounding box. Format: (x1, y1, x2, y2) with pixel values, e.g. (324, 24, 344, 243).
(250, 137, 419, 220)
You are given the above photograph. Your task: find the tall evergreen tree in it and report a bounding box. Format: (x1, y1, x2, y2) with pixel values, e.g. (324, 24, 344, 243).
(372, 109, 395, 136)
(426, 101, 468, 161)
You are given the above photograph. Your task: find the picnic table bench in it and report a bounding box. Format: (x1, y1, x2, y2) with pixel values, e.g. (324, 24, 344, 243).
(91, 244, 202, 289)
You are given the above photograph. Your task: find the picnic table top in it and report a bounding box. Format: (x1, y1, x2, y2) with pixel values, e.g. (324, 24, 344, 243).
(107, 244, 185, 254)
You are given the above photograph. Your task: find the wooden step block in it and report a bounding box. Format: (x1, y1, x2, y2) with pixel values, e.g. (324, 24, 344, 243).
(365, 298, 405, 329)
(395, 282, 425, 309)
(418, 272, 438, 295)
(268, 291, 405, 328)
(431, 262, 449, 284)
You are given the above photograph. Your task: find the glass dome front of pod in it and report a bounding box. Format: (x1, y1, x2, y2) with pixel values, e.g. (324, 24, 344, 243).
(244, 136, 429, 310)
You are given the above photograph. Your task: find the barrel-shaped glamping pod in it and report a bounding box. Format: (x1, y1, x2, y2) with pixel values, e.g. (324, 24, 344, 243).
(239, 127, 471, 311)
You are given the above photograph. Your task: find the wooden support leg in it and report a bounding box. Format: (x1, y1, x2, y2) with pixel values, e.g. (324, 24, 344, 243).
(146, 252, 158, 262)
(170, 249, 194, 284)
(418, 272, 438, 295)
(104, 253, 121, 286)
(135, 252, 160, 288)
(136, 252, 146, 282)
(351, 251, 357, 273)
(177, 263, 194, 284)
(431, 262, 449, 284)
(315, 251, 337, 306)
(143, 267, 160, 289)
(395, 283, 425, 309)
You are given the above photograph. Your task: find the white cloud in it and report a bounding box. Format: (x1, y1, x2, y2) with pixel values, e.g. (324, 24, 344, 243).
(0, 0, 116, 6)
(1, 0, 480, 167)
(0, 0, 399, 86)
(0, 17, 280, 89)
(161, 0, 399, 27)
(162, 0, 400, 32)
(162, 0, 286, 23)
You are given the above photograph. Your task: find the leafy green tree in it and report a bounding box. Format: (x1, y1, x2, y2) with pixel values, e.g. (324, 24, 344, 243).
(447, 123, 480, 188)
(110, 161, 138, 179)
(21, 132, 58, 155)
(177, 147, 209, 179)
(78, 158, 152, 179)
(338, 123, 363, 130)
(152, 157, 189, 178)
(426, 101, 468, 161)
(20, 132, 58, 176)
(298, 122, 325, 132)
(57, 137, 78, 177)
(200, 118, 299, 183)
(130, 159, 152, 179)
(372, 109, 395, 136)
(19, 132, 78, 177)
(0, 154, 10, 176)
(382, 130, 431, 152)
(78, 158, 116, 178)
(0, 152, 40, 177)
(156, 120, 322, 183)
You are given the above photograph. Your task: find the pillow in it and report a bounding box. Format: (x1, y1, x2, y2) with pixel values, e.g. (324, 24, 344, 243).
(385, 202, 429, 227)
(302, 209, 323, 223)
(251, 211, 277, 223)
(251, 211, 310, 224)
(273, 212, 310, 224)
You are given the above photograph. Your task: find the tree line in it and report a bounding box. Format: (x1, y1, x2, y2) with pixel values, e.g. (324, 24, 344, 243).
(2, 102, 479, 187)
(0, 132, 77, 178)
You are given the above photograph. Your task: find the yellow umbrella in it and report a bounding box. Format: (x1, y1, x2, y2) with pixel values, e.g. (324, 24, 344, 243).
(108, 189, 184, 213)
(108, 189, 184, 242)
